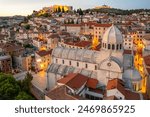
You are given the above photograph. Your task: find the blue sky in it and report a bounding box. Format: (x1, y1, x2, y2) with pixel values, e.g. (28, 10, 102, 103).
(0, 0, 150, 16)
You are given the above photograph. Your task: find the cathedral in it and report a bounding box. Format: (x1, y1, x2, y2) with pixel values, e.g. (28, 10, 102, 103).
(46, 25, 142, 93)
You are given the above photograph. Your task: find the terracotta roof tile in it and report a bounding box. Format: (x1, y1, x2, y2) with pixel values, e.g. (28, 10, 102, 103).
(46, 85, 77, 100)
(94, 24, 112, 27)
(86, 78, 98, 89)
(123, 50, 136, 55)
(107, 78, 125, 95)
(125, 89, 141, 100)
(36, 50, 52, 57)
(63, 24, 82, 27)
(58, 73, 89, 90)
(65, 41, 91, 47)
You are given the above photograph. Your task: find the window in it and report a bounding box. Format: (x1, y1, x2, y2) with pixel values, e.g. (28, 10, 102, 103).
(85, 64, 88, 68)
(116, 44, 119, 50)
(77, 62, 79, 67)
(105, 43, 106, 48)
(62, 60, 65, 64)
(95, 65, 97, 70)
(103, 43, 105, 47)
(69, 61, 71, 65)
(112, 44, 115, 50)
(120, 44, 122, 49)
(108, 44, 111, 49)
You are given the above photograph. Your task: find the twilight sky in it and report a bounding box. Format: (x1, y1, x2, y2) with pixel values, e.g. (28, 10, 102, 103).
(0, 0, 150, 16)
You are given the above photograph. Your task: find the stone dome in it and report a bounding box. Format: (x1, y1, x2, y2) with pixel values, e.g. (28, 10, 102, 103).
(123, 68, 142, 82)
(102, 25, 123, 44)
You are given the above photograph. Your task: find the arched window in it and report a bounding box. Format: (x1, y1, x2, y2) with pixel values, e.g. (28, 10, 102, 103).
(112, 44, 115, 50)
(95, 65, 97, 70)
(85, 64, 88, 68)
(62, 60, 65, 64)
(120, 44, 122, 50)
(108, 44, 111, 49)
(69, 61, 71, 65)
(116, 44, 119, 50)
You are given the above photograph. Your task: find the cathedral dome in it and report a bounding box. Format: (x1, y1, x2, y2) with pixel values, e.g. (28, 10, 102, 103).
(123, 68, 142, 82)
(102, 25, 123, 51)
(102, 25, 123, 44)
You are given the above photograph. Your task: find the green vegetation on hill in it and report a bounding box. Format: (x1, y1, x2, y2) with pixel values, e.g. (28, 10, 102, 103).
(85, 8, 150, 15)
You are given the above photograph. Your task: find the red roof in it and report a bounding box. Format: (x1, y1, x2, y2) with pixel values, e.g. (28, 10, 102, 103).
(94, 23, 112, 27)
(123, 50, 136, 55)
(107, 78, 125, 95)
(58, 73, 89, 90)
(107, 78, 142, 100)
(65, 41, 91, 47)
(86, 78, 98, 89)
(46, 85, 77, 100)
(125, 89, 141, 100)
(63, 24, 82, 27)
(36, 50, 52, 57)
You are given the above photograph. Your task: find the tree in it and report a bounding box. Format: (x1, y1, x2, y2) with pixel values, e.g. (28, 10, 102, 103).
(43, 13, 49, 17)
(55, 8, 58, 13)
(74, 9, 77, 13)
(15, 91, 34, 100)
(24, 24, 30, 30)
(58, 6, 61, 13)
(77, 8, 83, 15)
(0, 73, 20, 100)
(62, 6, 65, 13)
(18, 72, 33, 93)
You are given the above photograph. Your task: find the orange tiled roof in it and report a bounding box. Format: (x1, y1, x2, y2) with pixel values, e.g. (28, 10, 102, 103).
(65, 40, 91, 47)
(125, 89, 141, 100)
(94, 23, 112, 27)
(46, 85, 77, 100)
(123, 50, 136, 55)
(36, 50, 52, 57)
(86, 78, 98, 89)
(107, 78, 125, 95)
(58, 73, 89, 90)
